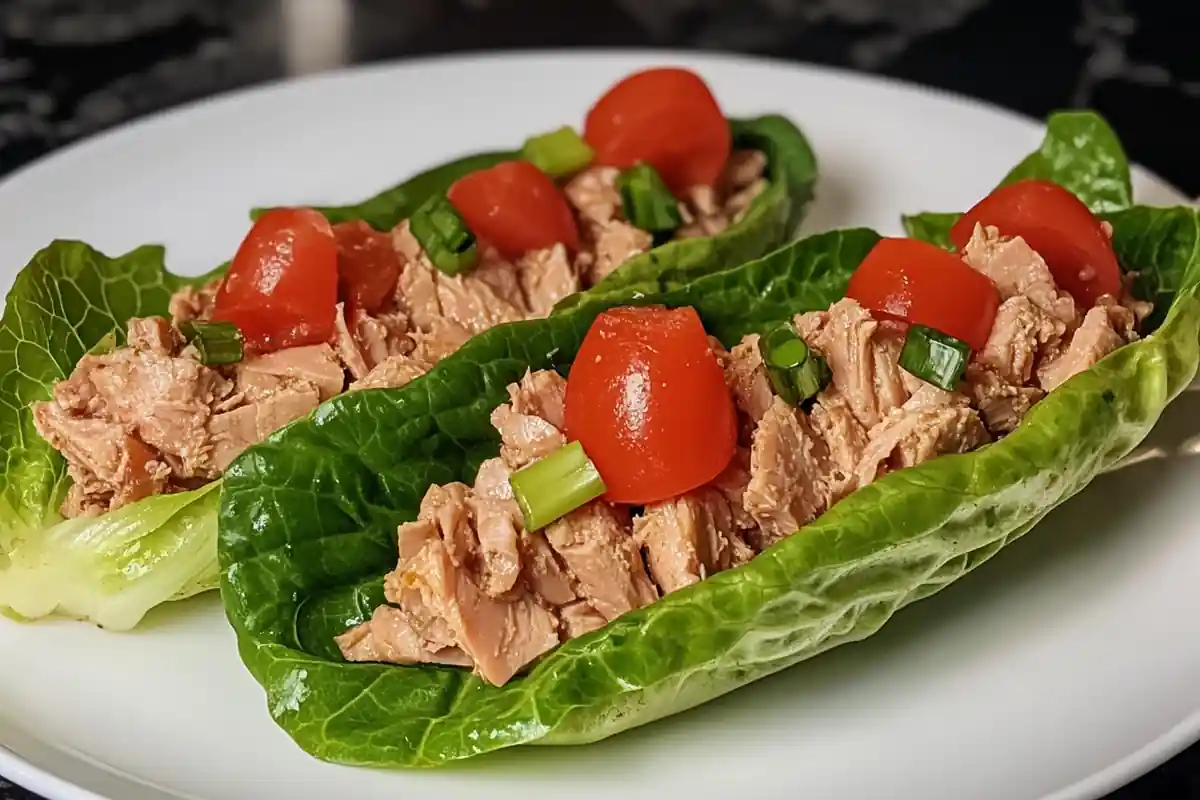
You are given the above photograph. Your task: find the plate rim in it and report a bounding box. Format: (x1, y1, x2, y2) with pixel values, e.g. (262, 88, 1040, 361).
(0, 47, 1195, 800)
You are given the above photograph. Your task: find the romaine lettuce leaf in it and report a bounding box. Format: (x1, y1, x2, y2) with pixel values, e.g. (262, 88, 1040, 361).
(1, 483, 219, 629)
(0, 115, 817, 629)
(902, 110, 1132, 245)
(0, 241, 222, 627)
(218, 203, 1200, 767)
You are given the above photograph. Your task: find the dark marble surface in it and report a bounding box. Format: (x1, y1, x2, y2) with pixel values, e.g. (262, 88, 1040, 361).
(0, 1, 1197, 798)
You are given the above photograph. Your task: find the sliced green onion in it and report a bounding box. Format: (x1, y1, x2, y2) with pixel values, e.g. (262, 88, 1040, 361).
(522, 126, 595, 177)
(87, 330, 118, 356)
(179, 320, 244, 366)
(509, 441, 607, 531)
(899, 324, 971, 391)
(758, 322, 830, 406)
(615, 163, 683, 233)
(410, 195, 479, 276)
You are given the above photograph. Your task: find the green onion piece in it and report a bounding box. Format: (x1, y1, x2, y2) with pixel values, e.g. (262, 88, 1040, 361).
(509, 441, 607, 531)
(758, 323, 830, 406)
(179, 320, 244, 366)
(522, 126, 595, 177)
(410, 195, 479, 276)
(899, 324, 971, 391)
(615, 163, 683, 233)
(87, 331, 118, 356)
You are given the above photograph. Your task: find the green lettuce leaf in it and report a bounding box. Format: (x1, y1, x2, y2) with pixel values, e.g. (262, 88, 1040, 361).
(0, 242, 223, 627)
(0, 114, 816, 629)
(903, 110, 1132, 246)
(217, 204, 1200, 767)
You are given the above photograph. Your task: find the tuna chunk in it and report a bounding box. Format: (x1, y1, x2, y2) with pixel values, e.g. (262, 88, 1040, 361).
(966, 365, 1044, 434)
(564, 166, 622, 225)
(634, 485, 748, 594)
(336, 605, 473, 668)
(238, 344, 345, 401)
(961, 224, 1076, 327)
(49, 318, 233, 481)
(436, 271, 527, 335)
(351, 354, 429, 391)
(411, 319, 471, 364)
(545, 501, 658, 622)
(472, 246, 528, 311)
(560, 600, 608, 640)
(127, 316, 178, 355)
(517, 244, 580, 316)
(33, 407, 171, 516)
(585, 220, 653, 283)
(796, 299, 910, 429)
(331, 303, 371, 380)
(744, 397, 834, 548)
(723, 334, 775, 423)
(491, 369, 569, 469)
(1037, 302, 1129, 391)
(468, 458, 523, 597)
(808, 390, 868, 503)
(208, 385, 320, 470)
(397, 537, 560, 686)
(855, 385, 990, 486)
(168, 279, 220, 325)
(354, 309, 412, 367)
(520, 530, 577, 606)
(976, 295, 1062, 385)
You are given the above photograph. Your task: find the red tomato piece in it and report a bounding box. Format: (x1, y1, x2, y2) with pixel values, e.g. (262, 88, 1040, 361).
(564, 306, 737, 505)
(213, 208, 338, 353)
(584, 67, 731, 192)
(949, 179, 1121, 307)
(847, 237, 1000, 352)
(333, 220, 402, 316)
(447, 160, 580, 259)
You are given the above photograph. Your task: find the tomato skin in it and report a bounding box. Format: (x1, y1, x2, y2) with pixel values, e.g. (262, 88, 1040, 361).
(213, 208, 338, 353)
(584, 67, 731, 192)
(847, 237, 1000, 352)
(447, 161, 580, 258)
(564, 306, 737, 505)
(333, 220, 402, 316)
(949, 179, 1121, 307)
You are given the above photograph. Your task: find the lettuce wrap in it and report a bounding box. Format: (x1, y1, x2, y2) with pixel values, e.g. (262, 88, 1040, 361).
(0, 115, 818, 630)
(217, 116, 1200, 766)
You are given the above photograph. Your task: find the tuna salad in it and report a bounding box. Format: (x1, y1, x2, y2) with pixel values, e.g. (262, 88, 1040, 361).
(339, 178, 1149, 686)
(30, 67, 771, 521)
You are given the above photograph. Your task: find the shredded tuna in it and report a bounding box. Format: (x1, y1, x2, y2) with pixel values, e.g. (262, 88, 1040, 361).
(1037, 302, 1130, 391)
(962, 224, 1076, 328)
(168, 279, 221, 325)
(722, 334, 775, 423)
(796, 299, 910, 429)
(351, 354, 429, 391)
(744, 397, 834, 548)
(634, 486, 749, 594)
(517, 244, 580, 316)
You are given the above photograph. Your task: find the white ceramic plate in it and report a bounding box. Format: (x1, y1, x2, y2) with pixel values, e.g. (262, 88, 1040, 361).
(0, 51, 1196, 800)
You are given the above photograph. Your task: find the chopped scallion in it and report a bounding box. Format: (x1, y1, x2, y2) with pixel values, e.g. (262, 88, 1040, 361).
(615, 163, 683, 233)
(758, 322, 830, 406)
(179, 320, 244, 366)
(410, 195, 479, 276)
(899, 324, 971, 391)
(522, 126, 595, 177)
(509, 441, 607, 531)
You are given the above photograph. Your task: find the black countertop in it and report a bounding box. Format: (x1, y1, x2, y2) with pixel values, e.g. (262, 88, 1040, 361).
(0, 1, 1197, 798)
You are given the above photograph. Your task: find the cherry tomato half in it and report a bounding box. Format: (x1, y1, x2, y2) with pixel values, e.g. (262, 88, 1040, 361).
(447, 160, 580, 259)
(213, 208, 338, 353)
(564, 306, 737, 505)
(847, 237, 1000, 352)
(333, 220, 402, 316)
(949, 179, 1121, 307)
(584, 67, 731, 192)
